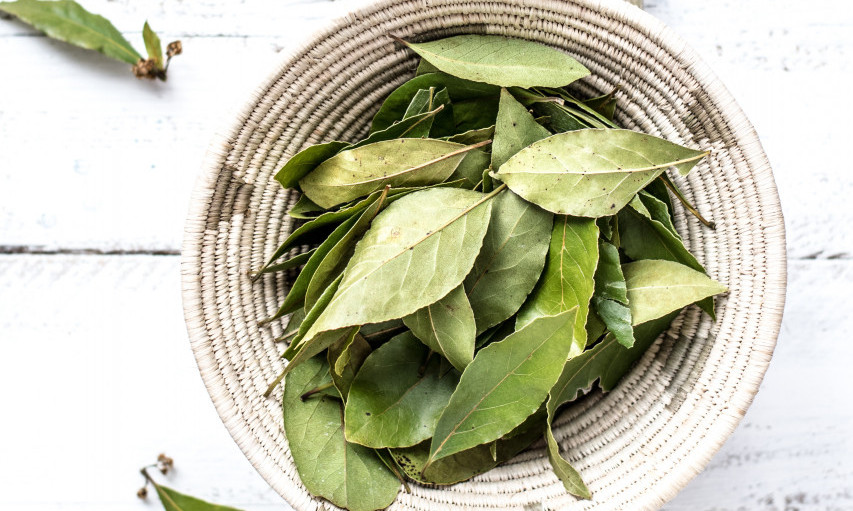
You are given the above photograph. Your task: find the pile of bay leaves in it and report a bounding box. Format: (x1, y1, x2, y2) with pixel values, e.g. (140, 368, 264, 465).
(257, 35, 727, 511)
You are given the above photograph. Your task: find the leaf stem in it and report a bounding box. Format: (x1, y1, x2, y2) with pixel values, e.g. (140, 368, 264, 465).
(300, 382, 335, 401)
(264, 368, 288, 398)
(661, 174, 716, 229)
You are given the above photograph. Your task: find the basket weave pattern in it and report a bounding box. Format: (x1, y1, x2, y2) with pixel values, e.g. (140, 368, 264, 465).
(181, 0, 786, 509)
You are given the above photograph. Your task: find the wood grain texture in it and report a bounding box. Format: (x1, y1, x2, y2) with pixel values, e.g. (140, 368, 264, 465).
(0, 0, 850, 509)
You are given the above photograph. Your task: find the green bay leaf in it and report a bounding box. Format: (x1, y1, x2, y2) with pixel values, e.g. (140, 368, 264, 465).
(491, 88, 552, 169)
(153, 483, 243, 511)
(623, 259, 727, 325)
(398, 35, 589, 88)
(370, 72, 499, 133)
(592, 239, 634, 347)
(403, 285, 476, 371)
(304, 188, 389, 309)
(328, 332, 372, 399)
(0, 0, 142, 64)
(428, 308, 577, 463)
(345, 332, 459, 448)
(275, 140, 350, 190)
(282, 356, 400, 511)
(299, 138, 475, 208)
(494, 129, 708, 217)
(464, 190, 552, 333)
(302, 187, 494, 340)
(390, 408, 545, 485)
(142, 21, 162, 69)
(516, 216, 598, 357)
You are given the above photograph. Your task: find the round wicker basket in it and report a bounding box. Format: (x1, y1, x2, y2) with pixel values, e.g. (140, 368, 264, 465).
(181, 0, 787, 509)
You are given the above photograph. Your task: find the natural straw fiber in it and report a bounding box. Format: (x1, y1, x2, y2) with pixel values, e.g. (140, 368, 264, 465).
(181, 0, 787, 508)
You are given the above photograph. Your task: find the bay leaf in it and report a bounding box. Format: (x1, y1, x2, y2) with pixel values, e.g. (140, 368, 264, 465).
(583, 89, 618, 122)
(451, 96, 500, 133)
(544, 414, 590, 499)
(549, 311, 679, 409)
(359, 319, 406, 346)
(345, 332, 460, 448)
(592, 239, 634, 347)
(282, 356, 400, 511)
(370, 73, 499, 133)
(328, 332, 371, 398)
(275, 140, 349, 190)
(152, 482, 243, 511)
(536, 88, 616, 129)
(403, 285, 476, 371)
(287, 194, 324, 219)
(299, 138, 478, 208)
(0, 0, 142, 64)
(277, 307, 306, 343)
(301, 187, 494, 340)
(256, 248, 314, 277)
(449, 148, 490, 187)
(531, 101, 588, 133)
(399, 87, 454, 138)
(281, 273, 346, 359)
(638, 190, 678, 236)
(263, 210, 364, 321)
(352, 105, 446, 149)
(304, 187, 389, 309)
(390, 408, 545, 485)
(494, 129, 708, 217)
(397, 35, 590, 88)
(492, 88, 552, 169)
(446, 125, 494, 145)
(464, 190, 552, 333)
(142, 21, 162, 70)
(618, 195, 705, 274)
(516, 216, 598, 357)
(623, 259, 727, 325)
(643, 177, 674, 218)
(415, 58, 440, 76)
(428, 308, 577, 464)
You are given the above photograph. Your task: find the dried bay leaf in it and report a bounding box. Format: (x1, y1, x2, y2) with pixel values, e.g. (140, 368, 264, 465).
(304, 187, 389, 309)
(403, 285, 476, 372)
(345, 332, 459, 448)
(491, 88, 552, 169)
(282, 356, 400, 511)
(583, 89, 618, 122)
(299, 138, 480, 209)
(451, 96, 500, 133)
(390, 408, 545, 485)
(592, 239, 634, 348)
(617, 194, 717, 317)
(0, 0, 142, 64)
(464, 190, 552, 333)
(152, 483, 243, 511)
(494, 129, 708, 217)
(623, 259, 727, 324)
(397, 35, 590, 88)
(371, 73, 499, 133)
(428, 308, 577, 464)
(300, 188, 494, 343)
(353, 105, 446, 148)
(328, 332, 372, 399)
(516, 216, 598, 357)
(275, 141, 350, 190)
(543, 312, 679, 499)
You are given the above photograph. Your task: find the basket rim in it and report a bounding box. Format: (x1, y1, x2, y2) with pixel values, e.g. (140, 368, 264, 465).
(181, 0, 787, 507)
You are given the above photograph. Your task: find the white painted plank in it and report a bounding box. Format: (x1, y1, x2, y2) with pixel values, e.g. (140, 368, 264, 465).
(0, 256, 849, 509)
(664, 260, 853, 509)
(0, 0, 851, 258)
(0, 255, 289, 510)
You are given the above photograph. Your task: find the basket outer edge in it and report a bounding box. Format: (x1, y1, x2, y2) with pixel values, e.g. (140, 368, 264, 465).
(180, 0, 788, 507)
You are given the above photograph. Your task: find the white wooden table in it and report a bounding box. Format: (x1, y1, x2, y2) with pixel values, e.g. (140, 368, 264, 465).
(1, 1, 851, 509)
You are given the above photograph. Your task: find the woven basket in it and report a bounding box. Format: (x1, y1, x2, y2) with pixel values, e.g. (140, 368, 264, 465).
(181, 0, 787, 509)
